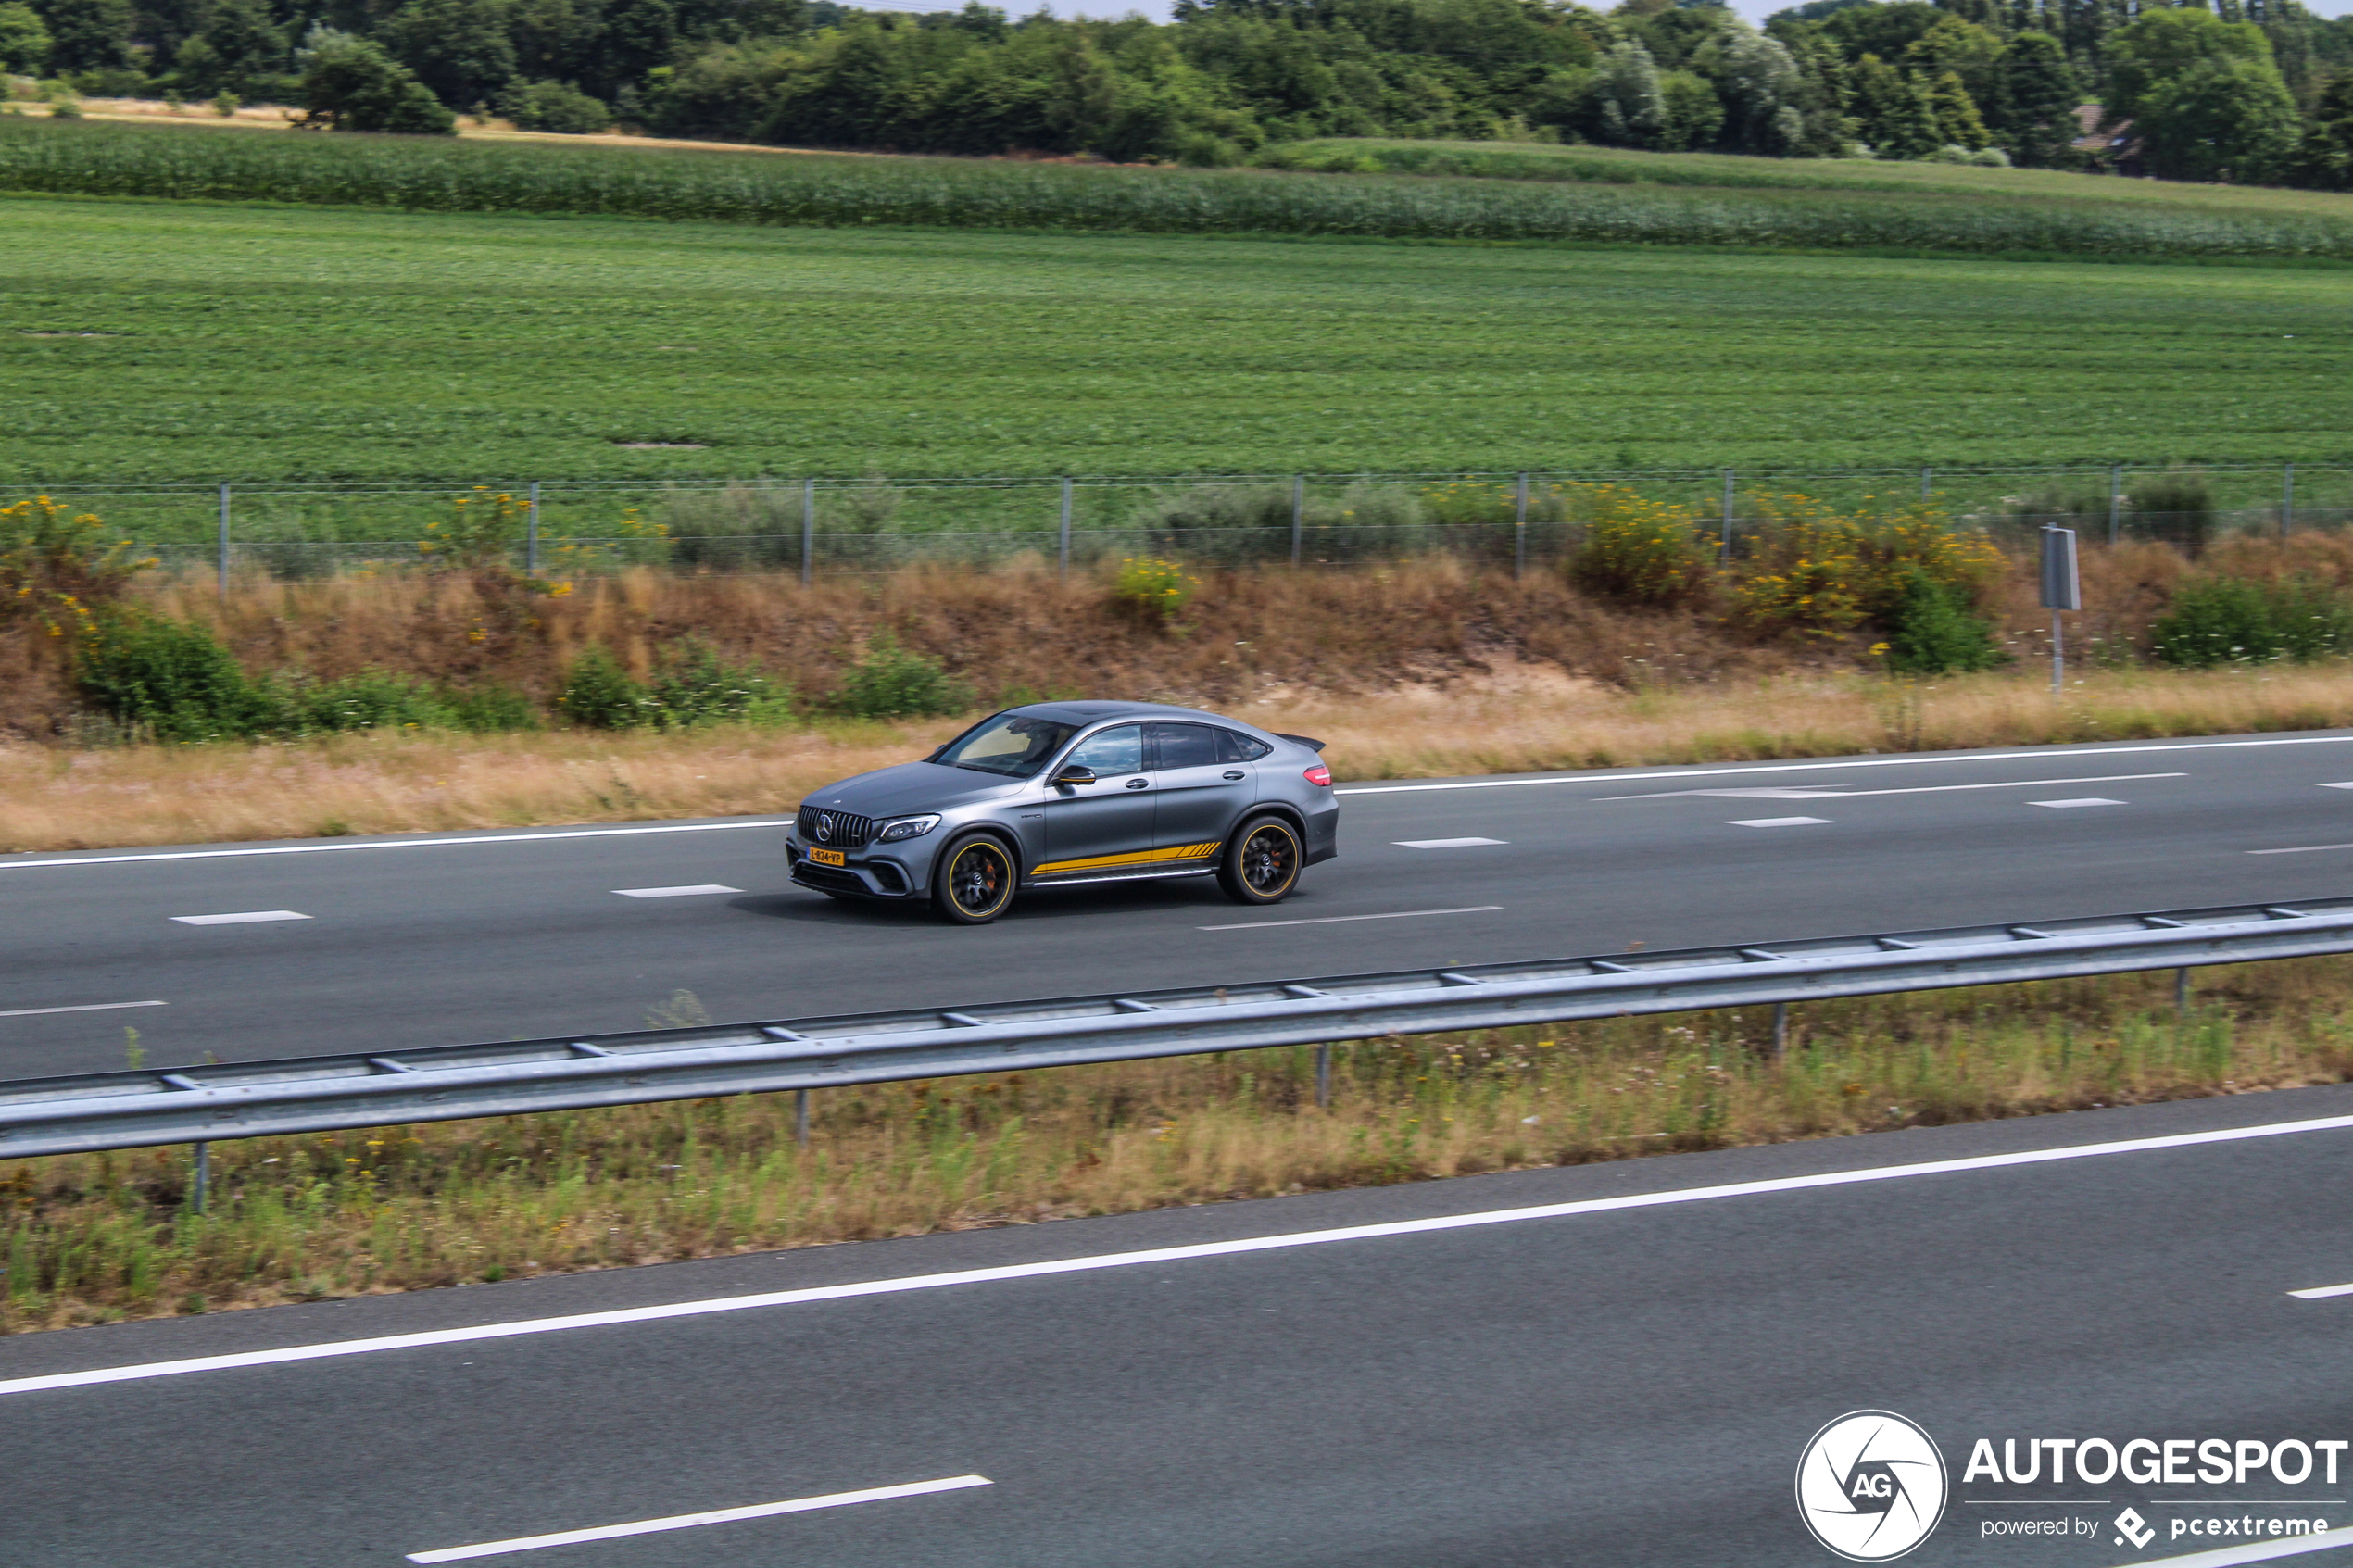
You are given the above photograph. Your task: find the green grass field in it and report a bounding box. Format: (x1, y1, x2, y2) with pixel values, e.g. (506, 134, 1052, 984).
(4, 184, 2351, 484)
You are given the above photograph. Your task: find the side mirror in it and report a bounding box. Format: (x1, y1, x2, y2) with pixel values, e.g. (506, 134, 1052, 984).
(1053, 764, 1098, 787)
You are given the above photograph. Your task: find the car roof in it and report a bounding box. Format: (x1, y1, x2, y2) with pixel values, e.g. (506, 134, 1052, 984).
(1006, 699, 1265, 733)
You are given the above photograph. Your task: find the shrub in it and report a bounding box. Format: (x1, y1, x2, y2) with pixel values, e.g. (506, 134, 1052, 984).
(439, 681, 539, 732)
(2128, 471, 2215, 553)
(2, 495, 153, 628)
(1733, 498, 2006, 641)
(646, 640, 793, 726)
(2148, 576, 2353, 668)
(1566, 485, 1712, 608)
(210, 90, 238, 117)
(296, 35, 454, 135)
(418, 486, 526, 571)
(1113, 557, 1201, 619)
(555, 645, 658, 729)
(270, 668, 453, 733)
(828, 630, 971, 719)
(74, 611, 269, 742)
(500, 79, 610, 134)
(1881, 567, 2006, 674)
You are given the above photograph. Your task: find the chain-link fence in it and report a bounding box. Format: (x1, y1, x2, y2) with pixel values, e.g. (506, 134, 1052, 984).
(17, 463, 2347, 584)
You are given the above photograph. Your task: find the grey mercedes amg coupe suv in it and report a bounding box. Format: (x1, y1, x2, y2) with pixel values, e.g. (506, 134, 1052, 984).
(786, 701, 1340, 924)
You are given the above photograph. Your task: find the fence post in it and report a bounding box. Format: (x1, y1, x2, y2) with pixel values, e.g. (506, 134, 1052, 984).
(2108, 464, 2123, 546)
(1919, 467, 1931, 502)
(1058, 476, 1072, 580)
(2283, 463, 2296, 538)
(1290, 475, 1303, 569)
(217, 483, 231, 596)
(1720, 469, 1734, 561)
(1514, 471, 1529, 579)
(800, 478, 814, 587)
(526, 481, 540, 574)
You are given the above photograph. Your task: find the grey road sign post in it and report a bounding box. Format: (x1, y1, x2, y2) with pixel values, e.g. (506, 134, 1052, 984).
(2040, 523, 2081, 696)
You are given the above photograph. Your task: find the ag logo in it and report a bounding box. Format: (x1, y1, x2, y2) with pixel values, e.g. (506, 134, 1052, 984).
(1796, 1410, 1949, 1562)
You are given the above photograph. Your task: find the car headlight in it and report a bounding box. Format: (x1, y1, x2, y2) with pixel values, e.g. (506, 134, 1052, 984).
(877, 814, 940, 843)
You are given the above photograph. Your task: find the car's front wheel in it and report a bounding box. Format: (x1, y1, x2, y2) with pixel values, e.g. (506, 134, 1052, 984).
(1219, 815, 1302, 906)
(933, 834, 1019, 924)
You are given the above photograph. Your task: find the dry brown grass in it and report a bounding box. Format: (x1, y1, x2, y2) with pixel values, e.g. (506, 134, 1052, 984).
(7, 661, 2353, 853)
(6, 960, 2349, 1333)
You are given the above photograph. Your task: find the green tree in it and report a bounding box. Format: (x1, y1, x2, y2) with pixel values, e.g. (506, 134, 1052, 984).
(171, 0, 288, 94)
(1901, 13, 2002, 109)
(1658, 66, 1723, 148)
(0, 1, 51, 71)
(1926, 68, 1990, 148)
(2292, 71, 2353, 191)
(497, 75, 610, 130)
(1848, 50, 1938, 157)
(31, 0, 132, 71)
(2136, 54, 2302, 182)
(380, 0, 518, 107)
(297, 30, 458, 131)
(1582, 35, 1667, 145)
(2103, 6, 2276, 122)
(1992, 30, 2080, 168)
(1698, 26, 1805, 153)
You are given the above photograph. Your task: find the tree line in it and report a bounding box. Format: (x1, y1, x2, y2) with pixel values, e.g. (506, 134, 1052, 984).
(4, 0, 2351, 187)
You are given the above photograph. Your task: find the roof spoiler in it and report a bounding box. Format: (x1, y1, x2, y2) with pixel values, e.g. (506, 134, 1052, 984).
(1274, 733, 1327, 752)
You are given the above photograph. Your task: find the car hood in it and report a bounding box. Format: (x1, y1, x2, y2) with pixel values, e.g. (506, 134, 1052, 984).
(799, 761, 1025, 819)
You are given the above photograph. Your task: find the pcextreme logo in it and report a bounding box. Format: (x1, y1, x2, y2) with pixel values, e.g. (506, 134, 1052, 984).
(1797, 1411, 1951, 1562)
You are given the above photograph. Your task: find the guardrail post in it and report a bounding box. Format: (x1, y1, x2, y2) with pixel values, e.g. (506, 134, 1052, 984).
(2108, 465, 2123, 546)
(1719, 469, 1734, 562)
(526, 482, 540, 574)
(190, 1141, 208, 1214)
(795, 1087, 811, 1149)
(2176, 967, 2190, 1016)
(1058, 477, 1072, 581)
(2283, 464, 2296, 538)
(1514, 471, 1529, 579)
(1772, 1002, 1789, 1059)
(217, 483, 231, 596)
(1315, 1043, 1331, 1109)
(799, 478, 814, 588)
(1290, 475, 1303, 569)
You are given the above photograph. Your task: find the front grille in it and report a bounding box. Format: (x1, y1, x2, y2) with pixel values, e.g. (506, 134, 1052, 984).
(796, 805, 875, 849)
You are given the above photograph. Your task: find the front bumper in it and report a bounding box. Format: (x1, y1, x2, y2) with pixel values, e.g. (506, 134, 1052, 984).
(786, 837, 924, 898)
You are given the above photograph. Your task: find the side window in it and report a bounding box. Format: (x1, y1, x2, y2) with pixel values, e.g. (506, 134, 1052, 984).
(1216, 729, 1273, 762)
(1148, 723, 1220, 771)
(1064, 724, 1145, 775)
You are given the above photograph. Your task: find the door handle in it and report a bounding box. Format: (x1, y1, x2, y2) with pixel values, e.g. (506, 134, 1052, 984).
(1222, 771, 1246, 780)
(1125, 777, 1150, 789)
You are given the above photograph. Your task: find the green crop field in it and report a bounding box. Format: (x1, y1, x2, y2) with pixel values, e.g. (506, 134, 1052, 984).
(3, 182, 2351, 486)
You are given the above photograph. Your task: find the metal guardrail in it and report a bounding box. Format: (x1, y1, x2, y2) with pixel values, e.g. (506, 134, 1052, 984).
(5, 896, 2353, 1160)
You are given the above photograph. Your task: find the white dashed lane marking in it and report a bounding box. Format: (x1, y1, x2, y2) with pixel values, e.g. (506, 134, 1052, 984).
(1391, 838, 1507, 849)
(612, 885, 743, 898)
(169, 910, 310, 926)
(2028, 798, 2126, 809)
(1201, 906, 1502, 931)
(0, 1000, 166, 1020)
(1728, 817, 1833, 829)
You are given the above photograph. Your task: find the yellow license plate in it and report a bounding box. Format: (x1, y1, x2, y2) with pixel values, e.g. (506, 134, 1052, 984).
(809, 847, 845, 867)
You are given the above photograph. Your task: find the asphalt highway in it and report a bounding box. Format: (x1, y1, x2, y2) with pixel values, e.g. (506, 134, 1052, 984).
(12, 730, 2353, 1080)
(8, 1085, 2353, 1566)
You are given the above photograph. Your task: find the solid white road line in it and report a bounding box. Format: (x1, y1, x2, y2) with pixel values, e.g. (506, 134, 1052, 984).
(2030, 798, 2127, 809)
(2251, 844, 2353, 856)
(1728, 817, 1832, 828)
(612, 884, 743, 898)
(0, 820, 796, 872)
(0, 999, 165, 1019)
(2287, 1281, 2353, 1299)
(2130, 1524, 2353, 1567)
(405, 1476, 993, 1563)
(1199, 905, 1503, 931)
(1391, 838, 1507, 849)
(168, 910, 309, 926)
(2320, 783, 2353, 790)
(12, 1107, 2353, 1401)
(1333, 735, 2353, 797)
(1601, 771, 2183, 802)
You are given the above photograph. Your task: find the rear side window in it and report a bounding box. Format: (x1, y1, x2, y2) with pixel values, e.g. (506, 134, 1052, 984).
(1216, 729, 1273, 763)
(1148, 722, 1221, 771)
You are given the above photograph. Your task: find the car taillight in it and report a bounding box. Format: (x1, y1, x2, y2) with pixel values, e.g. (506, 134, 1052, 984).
(1303, 765, 1331, 787)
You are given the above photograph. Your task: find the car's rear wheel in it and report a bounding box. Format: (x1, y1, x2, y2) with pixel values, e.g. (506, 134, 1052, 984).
(1219, 815, 1302, 905)
(933, 834, 1018, 924)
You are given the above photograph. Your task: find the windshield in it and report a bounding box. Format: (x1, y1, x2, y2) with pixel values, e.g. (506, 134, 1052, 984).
(933, 713, 1079, 779)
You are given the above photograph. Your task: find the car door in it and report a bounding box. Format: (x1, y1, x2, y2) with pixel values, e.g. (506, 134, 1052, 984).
(1038, 723, 1157, 876)
(1147, 721, 1254, 857)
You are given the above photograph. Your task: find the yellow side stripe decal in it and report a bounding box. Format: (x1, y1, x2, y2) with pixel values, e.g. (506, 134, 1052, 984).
(1032, 842, 1221, 876)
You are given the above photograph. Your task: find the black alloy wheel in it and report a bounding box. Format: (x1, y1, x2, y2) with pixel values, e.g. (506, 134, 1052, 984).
(1218, 815, 1302, 906)
(934, 834, 1018, 924)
